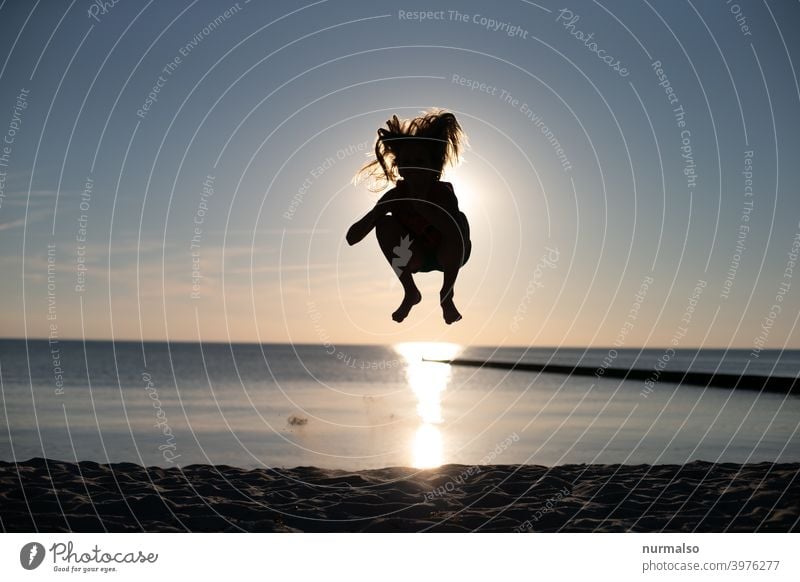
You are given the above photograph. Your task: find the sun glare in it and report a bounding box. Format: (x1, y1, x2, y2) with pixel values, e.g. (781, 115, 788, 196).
(413, 423, 443, 469)
(394, 342, 463, 468)
(445, 166, 481, 214)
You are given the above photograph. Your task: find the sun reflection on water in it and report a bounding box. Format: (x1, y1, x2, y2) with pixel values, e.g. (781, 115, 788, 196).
(394, 342, 462, 468)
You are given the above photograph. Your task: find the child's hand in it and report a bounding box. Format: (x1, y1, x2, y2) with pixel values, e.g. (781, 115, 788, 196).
(346, 223, 360, 246)
(346, 219, 371, 246)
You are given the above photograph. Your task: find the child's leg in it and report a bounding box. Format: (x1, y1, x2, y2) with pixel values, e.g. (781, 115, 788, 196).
(436, 237, 466, 324)
(374, 214, 423, 322)
(414, 207, 468, 324)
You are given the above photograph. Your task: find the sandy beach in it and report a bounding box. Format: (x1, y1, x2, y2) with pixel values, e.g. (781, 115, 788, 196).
(1, 458, 797, 532)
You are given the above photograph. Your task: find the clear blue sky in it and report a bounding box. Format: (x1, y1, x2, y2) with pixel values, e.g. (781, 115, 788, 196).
(0, 0, 798, 349)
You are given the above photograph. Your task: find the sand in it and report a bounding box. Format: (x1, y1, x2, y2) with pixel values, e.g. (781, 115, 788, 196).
(1, 458, 797, 532)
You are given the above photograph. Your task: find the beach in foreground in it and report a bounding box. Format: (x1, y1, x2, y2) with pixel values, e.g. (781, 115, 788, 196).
(1, 459, 797, 532)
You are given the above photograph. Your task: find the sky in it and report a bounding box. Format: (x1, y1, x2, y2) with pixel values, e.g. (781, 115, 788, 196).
(0, 0, 798, 349)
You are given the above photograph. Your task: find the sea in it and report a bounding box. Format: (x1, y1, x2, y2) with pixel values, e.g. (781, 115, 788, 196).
(1, 339, 798, 470)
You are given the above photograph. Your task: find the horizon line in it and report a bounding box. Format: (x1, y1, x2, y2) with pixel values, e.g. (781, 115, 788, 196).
(0, 336, 796, 352)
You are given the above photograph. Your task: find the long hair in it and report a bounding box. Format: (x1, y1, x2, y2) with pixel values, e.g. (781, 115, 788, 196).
(354, 109, 466, 191)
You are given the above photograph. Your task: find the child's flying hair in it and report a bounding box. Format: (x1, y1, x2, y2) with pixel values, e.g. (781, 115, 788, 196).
(355, 109, 466, 191)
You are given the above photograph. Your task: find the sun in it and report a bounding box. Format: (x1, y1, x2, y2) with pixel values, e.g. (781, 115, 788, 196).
(445, 166, 480, 214)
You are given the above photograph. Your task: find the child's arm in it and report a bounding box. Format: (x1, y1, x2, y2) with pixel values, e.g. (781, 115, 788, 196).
(346, 186, 400, 246)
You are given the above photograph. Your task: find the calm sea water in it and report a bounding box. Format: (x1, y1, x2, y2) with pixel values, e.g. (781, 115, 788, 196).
(1, 340, 798, 470)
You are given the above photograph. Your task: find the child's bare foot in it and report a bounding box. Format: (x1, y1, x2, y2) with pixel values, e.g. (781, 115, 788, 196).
(392, 289, 422, 322)
(440, 297, 462, 324)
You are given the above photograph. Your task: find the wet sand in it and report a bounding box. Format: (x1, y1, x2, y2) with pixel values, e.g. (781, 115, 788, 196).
(1, 458, 797, 532)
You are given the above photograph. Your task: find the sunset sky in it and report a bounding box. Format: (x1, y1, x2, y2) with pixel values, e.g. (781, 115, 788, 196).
(0, 0, 798, 349)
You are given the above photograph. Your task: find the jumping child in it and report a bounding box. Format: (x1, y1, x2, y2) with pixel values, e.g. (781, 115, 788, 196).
(346, 110, 471, 324)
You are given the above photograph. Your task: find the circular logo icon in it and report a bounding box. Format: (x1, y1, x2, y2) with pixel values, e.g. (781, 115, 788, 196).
(20, 542, 46, 570)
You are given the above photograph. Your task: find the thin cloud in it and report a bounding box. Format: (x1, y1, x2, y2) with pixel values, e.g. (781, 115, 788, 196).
(0, 209, 50, 231)
(0, 189, 60, 208)
(261, 228, 333, 235)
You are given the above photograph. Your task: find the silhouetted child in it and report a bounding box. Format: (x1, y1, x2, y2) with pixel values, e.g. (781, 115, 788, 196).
(346, 110, 471, 324)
